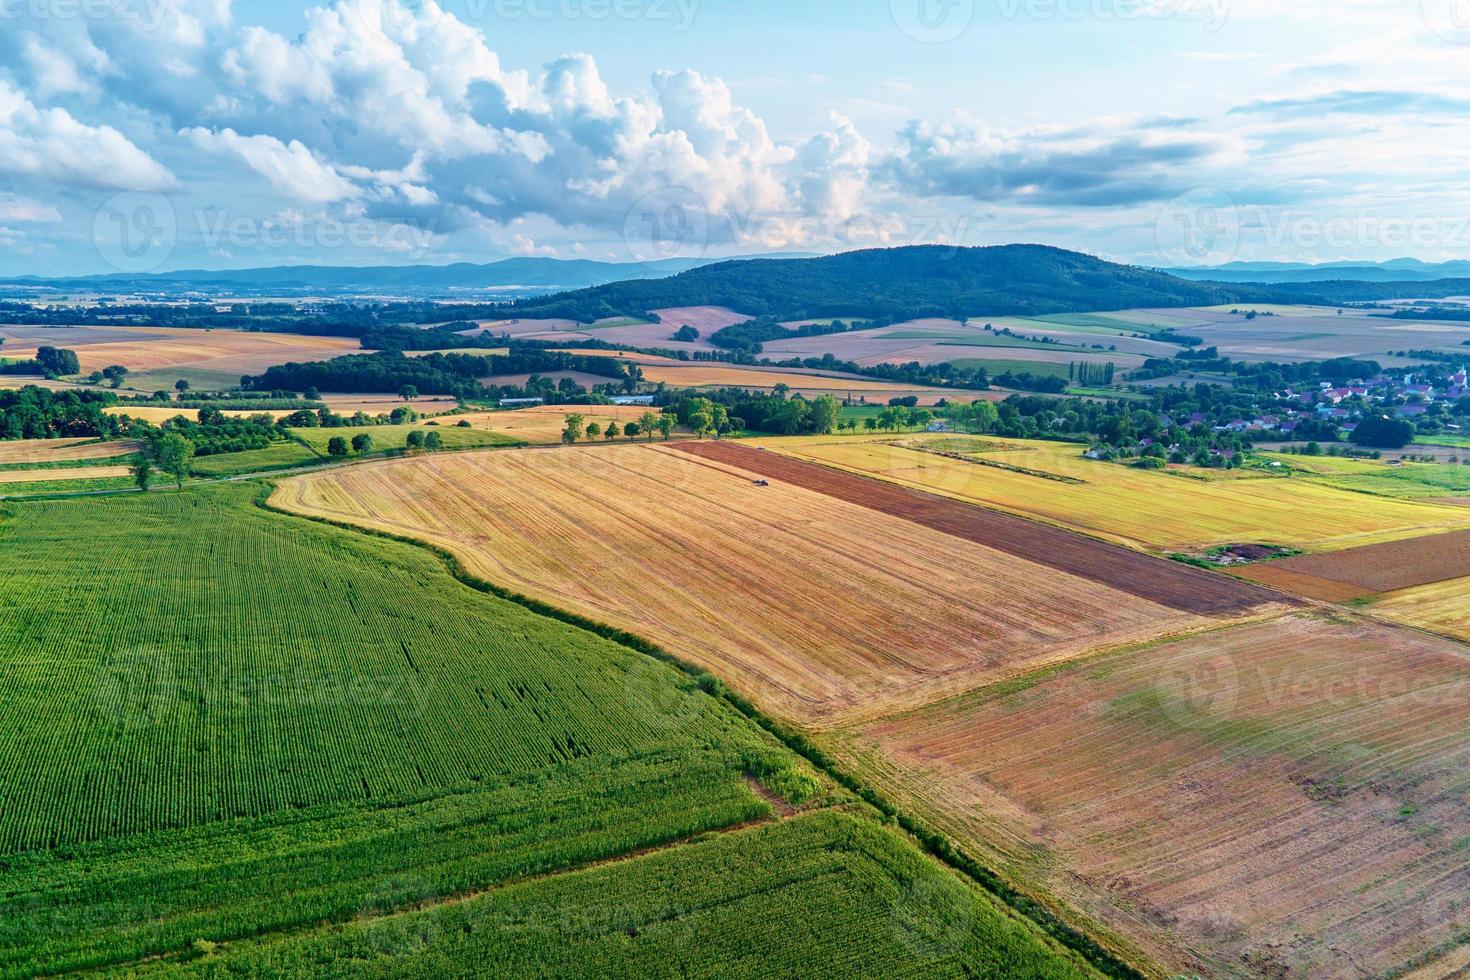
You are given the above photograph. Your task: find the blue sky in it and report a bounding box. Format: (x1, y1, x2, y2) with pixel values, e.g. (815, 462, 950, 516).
(1, 0, 1467, 275)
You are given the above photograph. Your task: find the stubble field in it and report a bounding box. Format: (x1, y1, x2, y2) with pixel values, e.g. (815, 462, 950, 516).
(271, 444, 1219, 727)
(0, 326, 361, 390)
(0, 437, 141, 465)
(843, 612, 1470, 977)
(435, 405, 664, 445)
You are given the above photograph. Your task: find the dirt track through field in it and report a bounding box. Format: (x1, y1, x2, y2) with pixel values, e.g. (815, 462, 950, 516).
(1238, 527, 1470, 599)
(673, 441, 1287, 615)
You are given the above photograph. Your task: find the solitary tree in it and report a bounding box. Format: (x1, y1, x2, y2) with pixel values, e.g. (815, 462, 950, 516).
(562, 413, 587, 446)
(424, 431, 443, 451)
(623, 421, 641, 440)
(399, 384, 419, 403)
(585, 422, 602, 441)
(656, 414, 676, 440)
(156, 433, 195, 489)
(327, 436, 349, 458)
(406, 430, 426, 450)
(638, 411, 660, 443)
(174, 379, 191, 400)
(131, 454, 153, 492)
(604, 421, 621, 441)
(351, 434, 374, 454)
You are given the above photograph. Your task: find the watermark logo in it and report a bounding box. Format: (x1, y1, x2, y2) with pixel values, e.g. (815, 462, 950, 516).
(1423, 0, 1470, 42)
(92, 645, 179, 729)
(92, 192, 177, 274)
(1151, 651, 1238, 732)
(891, 872, 974, 959)
(359, 0, 448, 41)
(623, 657, 706, 732)
(1154, 188, 1240, 267)
(891, 0, 976, 43)
(623, 186, 711, 268)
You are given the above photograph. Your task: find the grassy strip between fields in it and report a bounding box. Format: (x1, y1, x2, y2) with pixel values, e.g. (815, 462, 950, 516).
(0, 475, 135, 497)
(0, 452, 139, 473)
(259, 489, 1147, 980)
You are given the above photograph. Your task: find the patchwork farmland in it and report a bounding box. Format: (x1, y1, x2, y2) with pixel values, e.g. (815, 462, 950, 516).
(758, 434, 1470, 553)
(0, 325, 362, 391)
(269, 428, 1470, 977)
(0, 482, 1105, 977)
(273, 444, 1227, 726)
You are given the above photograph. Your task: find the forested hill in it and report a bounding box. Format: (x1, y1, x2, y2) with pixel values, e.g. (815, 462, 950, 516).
(497, 245, 1255, 323)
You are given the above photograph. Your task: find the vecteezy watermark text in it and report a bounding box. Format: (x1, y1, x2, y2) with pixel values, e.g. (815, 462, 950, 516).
(0, 0, 172, 31)
(91, 192, 441, 273)
(891, 0, 1229, 43)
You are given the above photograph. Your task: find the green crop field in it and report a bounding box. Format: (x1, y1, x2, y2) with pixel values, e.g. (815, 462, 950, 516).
(0, 482, 1095, 976)
(146, 812, 1098, 979)
(188, 441, 323, 476)
(948, 358, 1071, 379)
(0, 484, 788, 852)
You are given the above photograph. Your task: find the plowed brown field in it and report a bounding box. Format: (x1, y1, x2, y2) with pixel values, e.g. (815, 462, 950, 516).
(847, 613, 1470, 977)
(272, 444, 1215, 727)
(1237, 528, 1470, 600)
(673, 441, 1287, 615)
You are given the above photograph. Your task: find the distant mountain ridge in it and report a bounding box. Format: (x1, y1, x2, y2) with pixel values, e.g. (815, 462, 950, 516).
(499, 245, 1252, 323)
(1164, 258, 1470, 284)
(0, 254, 819, 297)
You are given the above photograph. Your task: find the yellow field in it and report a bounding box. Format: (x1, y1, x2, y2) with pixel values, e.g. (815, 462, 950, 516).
(0, 438, 142, 464)
(434, 405, 663, 446)
(757, 434, 1470, 552)
(271, 444, 1211, 727)
(634, 363, 994, 404)
(551, 348, 685, 364)
(2, 326, 360, 379)
(405, 348, 508, 358)
(104, 406, 280, 424)
(321, 394, 459, 417)
(0, 465, 132, 484)
(1367, 577, 1470, 641)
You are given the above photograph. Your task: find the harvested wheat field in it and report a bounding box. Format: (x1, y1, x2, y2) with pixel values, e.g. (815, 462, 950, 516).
(0, 326, 361, 382)
(758, 434, 1470, 553)
(103, 406, 282, 424)
(1237, 528, 1470, 602)
(652, 306, 750, 334)
(845, 612, 1470, 977)
(634, 363, 996, 405)
(434, 405, 664, 445)
(675, 441, 1286, 615)
(1369, 576, 1470, 641)
(321, 394, 459, 417)
(0, 465, 132, 484)
(272, 444, 1218, 726)
(0, 438, 141, 465)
